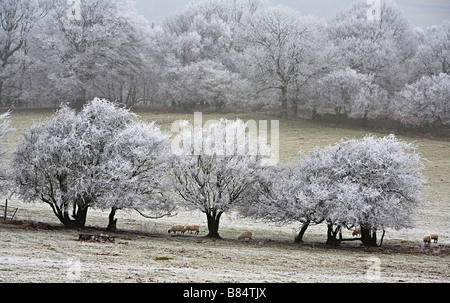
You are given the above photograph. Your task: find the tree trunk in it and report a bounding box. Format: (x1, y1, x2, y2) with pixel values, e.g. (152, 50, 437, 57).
(295, 221, 310, 243)
(326, 223, 342, 246)
(73, 206, 89, 228)
(71, 195, 89, 228)
(57, 206, 88, 228)
(57, 211, 74, 228)
(361, 227, 378, 247)
(280, 85, 288, 117)
(0, 81, 3, 107)
(291, 98, 299, 117)
(205, 209, 223, 239)
(379, 230, 385, 247)
(105, 207, 118, 232)
(43, 191, 88, 229)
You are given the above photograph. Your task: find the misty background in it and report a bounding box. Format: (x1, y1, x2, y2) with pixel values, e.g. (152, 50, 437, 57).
(0, 0, 448, 128)
(134, 0, 450, 28)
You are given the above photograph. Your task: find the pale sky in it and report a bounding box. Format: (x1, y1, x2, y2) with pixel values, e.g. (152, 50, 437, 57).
(133, 0, 450, 28)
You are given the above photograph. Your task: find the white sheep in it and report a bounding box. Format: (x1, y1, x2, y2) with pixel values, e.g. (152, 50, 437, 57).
(168, 224, 184, 234)
(423, 235, 431, 245)
(238, 231, 252, 241)
(430, 233, 439, 243)
(352, 227, 361, 237)
(182, 224, 200, 235)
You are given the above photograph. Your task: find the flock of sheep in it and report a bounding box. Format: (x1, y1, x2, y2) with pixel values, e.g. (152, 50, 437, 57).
(168, 224, 439, 246)
(168, 224, 201, 235)
(168, 224, 252, 240)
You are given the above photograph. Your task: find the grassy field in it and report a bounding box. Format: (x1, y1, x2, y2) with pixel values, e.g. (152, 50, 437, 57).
(0, 109, 449, 283)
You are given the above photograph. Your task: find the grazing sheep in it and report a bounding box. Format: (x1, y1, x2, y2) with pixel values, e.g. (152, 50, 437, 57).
(352, 227, 361, 237)
(168, 224, 184, 234)
(182, 224, 200, 235)
(238, 231, 252, 241)
(423, 235, 431, 245)
(430, 233, 439, 243)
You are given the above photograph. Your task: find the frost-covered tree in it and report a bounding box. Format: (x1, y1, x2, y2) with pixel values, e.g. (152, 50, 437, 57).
(13, 98, 173, 228)
(166, 12, 233, 66)
(323, 135, 426, 246)
(243, 146, 349, 244)
(43, 0, 153, 107)
(160, 0, 261, 111)
(328, 0, 415, 96)
(165, 60, 250, 112)
(245, 135, 426, 247)
(1, 0, 166, 108)
(242, 6, 322, 117)
(171, 119, 270, 238)
(314, 68, 388, 119)
(163, 0, 263, 68)
(393, 73, 450, 127)
(411, 21, 450, 79)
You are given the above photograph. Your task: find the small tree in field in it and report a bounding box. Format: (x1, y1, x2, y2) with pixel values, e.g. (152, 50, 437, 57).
(13, 98, 173, 228)
(325, 135, 426, 247)
(171, 119, 270, 238)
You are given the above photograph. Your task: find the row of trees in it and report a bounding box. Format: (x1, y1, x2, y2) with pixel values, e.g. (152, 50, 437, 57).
(0, 99, 426, 246)
(0, 0, 449, 126)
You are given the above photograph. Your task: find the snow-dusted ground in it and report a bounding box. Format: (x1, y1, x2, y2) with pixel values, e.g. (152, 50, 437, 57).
(0, 199, 448, 283)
